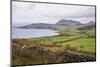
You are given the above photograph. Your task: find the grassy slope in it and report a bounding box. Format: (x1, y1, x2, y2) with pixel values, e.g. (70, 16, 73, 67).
(29, 26, 95, 53)
(13, 26, 96, 52)
(13, 26, 96, 53)
(12, 26, 96, 65)
(63, 38, 95, 52)
(31, 37, 95, 52)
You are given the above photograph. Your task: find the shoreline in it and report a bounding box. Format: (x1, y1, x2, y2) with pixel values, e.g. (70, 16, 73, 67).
(12, 28, 60, 39)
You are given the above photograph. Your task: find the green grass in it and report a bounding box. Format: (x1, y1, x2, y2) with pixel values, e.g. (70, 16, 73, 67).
(55, 26, 80, 36)
(32, 35, 81, 45)
(12, 25, 96, 65)
(63, 38, 96, 52)
(31, 35, 95, 53)
(31, 26, 96, 53)
(13, 26, 96, 53)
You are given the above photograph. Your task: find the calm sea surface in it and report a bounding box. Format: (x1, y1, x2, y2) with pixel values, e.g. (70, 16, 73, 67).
(12, 28, 59, 39)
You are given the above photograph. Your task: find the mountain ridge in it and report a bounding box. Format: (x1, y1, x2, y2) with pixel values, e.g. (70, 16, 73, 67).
(19, 19, 82, 29)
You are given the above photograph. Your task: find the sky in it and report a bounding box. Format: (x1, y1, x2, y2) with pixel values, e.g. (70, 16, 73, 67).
(12, 1, 96, 26)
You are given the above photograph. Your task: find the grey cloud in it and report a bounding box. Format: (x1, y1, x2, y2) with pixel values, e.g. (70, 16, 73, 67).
(12, 1, 95, 24)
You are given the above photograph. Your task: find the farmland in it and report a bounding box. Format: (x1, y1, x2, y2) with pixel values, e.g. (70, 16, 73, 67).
(12, 25, 96, 66)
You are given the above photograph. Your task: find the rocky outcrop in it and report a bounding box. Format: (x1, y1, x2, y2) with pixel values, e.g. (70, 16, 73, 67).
(12, 43, 96, 66)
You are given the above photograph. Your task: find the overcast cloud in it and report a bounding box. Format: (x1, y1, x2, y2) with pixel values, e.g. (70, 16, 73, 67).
(12, 1, 95, 26)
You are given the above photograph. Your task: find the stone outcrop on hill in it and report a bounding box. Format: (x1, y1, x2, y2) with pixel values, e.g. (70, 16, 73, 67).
(12, 43, 96, 66)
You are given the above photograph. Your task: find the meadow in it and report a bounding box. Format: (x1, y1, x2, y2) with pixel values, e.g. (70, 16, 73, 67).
(13, 26, 96, 53)
(12, 26, 96, 66)
(32, 26, 95, 53)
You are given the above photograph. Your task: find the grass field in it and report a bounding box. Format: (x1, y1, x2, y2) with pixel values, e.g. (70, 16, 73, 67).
(13, 26, 96, 53)
(32, 37, 95, 52)
(12, 26, 96, 65)
(29, 26, 96, 53)
(63, 38, 95, 52)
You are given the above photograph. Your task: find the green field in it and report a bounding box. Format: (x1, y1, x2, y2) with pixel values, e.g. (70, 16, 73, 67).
(30, 36, 95, 53)
(12, 26, 96, 65)
(29, 26, 96, 53)
(13, 26, 96, 53)
(63, 38, 95, 52)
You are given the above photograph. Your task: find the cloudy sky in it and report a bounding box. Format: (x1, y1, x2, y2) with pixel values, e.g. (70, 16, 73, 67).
(12, 1, 95, 26)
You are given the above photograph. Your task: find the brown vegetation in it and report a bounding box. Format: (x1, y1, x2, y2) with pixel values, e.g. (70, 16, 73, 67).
(12, 43, 96, 66)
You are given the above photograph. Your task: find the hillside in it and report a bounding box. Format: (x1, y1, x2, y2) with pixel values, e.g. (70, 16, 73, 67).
(19, 19, 82, 29)
(20, 23, 54, 29)
(56, 19, 82, 26)
(78, 21, 95, 30)
(12, 42, 96, 66)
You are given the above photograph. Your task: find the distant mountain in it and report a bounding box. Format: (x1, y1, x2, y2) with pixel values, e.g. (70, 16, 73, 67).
(19, 19, 82, 29)
(78, 21, 95, 30)
(20, 23, 54, 29)
(56, 19, 82, 26)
